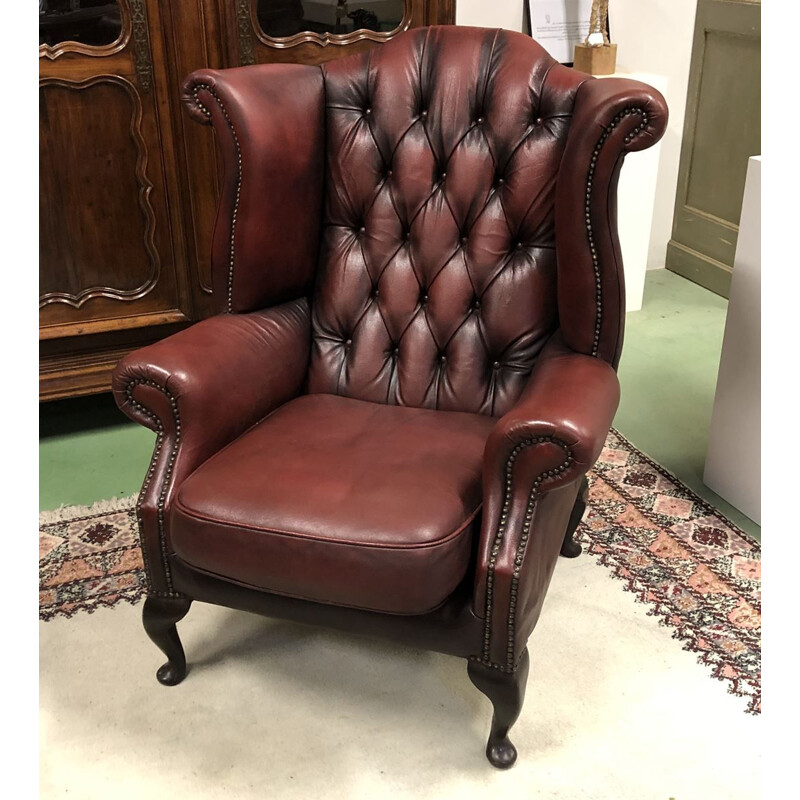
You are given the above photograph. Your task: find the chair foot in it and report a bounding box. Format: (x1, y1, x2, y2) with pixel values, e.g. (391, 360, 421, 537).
(467, 649, 530, 769)
(560, 475, 590, 558)
(142, 596, 192, 686)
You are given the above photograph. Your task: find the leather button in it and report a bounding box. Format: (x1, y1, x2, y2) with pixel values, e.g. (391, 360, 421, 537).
(535, 117, 543, 125)
(472, 299, 481, 310)
(365, 107, 372, 115)
(403, 230, 410, 240)
(372, 288, 379, 299)
(492, 361, 500, 370)
(439, 355, 447, 364)
(420, 293, 429, 304)
(516, 242, 524, 250)
(477, 116, 484, 124)
(460, 236, 468, 246)
(386, 169, 393, 177)
(420, 110, 428, 118)
(392, 346, 400, 357)
(345, 338, 353, 347)
(497, 177, 504, 185)
(439, 171, 447, 180)
(359, 226, 366, 234)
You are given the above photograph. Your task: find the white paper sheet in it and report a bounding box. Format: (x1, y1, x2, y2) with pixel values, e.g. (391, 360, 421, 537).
(528, 0, 594, 64)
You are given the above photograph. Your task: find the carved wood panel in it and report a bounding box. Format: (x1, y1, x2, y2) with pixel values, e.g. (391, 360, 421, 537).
(39, 76, 160, 308)
(39, 0, 192, 399)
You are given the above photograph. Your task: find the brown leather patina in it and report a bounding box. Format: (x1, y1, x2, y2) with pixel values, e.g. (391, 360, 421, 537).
(113, 25, 667, 768)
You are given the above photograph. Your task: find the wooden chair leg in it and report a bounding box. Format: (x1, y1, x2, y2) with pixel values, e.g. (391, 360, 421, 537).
(560, 475, 590, 558)
(142, 596, 192, 686)
(467, 649, 530, 769)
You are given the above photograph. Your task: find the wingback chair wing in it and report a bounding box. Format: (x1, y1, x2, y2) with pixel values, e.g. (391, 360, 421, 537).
(113, 26, 667, 769)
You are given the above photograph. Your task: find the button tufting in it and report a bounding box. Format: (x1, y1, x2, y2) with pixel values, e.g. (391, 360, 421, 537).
(492, 361, 500, 370)
(439, 354, 447, 364)
(460, 235, 468, 246)
(372, 288, 379, 299)
(472, 298, 481, 310)
(420, 292, 429, 304)
(420, 110, 428, 118)
(477, 116, 484, 124)
(359, 226, 366, 234)
(535, 117, 543, 125)
(516, 242, 524, 250)
(365, 107, 372, 115)
(345, 338, 352, 347)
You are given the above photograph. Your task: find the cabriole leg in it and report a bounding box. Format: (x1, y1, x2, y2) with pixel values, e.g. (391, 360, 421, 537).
(467, 648, 530, 769)
(142, 596, 192, 686)
(560, 475, 590, 558)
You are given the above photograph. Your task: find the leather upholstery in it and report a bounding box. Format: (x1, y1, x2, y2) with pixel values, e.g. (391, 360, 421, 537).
(309, 28, 587, 416)
(474, 333, 621, 669)
(556, 78, 668, 367)
(170, 393, 495, 614)
(117, 26, 667, 674)
(112, 299, 311, 595)
(182, 64, 324, 314)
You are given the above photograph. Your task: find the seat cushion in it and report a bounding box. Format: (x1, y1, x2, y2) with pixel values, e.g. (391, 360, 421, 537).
(170, 394, 495, 614)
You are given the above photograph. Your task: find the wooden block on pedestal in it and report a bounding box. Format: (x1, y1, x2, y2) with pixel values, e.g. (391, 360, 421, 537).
(573, 43, 618, 76)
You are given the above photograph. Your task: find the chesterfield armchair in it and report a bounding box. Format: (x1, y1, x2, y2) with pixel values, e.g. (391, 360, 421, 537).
(113, 26, 666, 768)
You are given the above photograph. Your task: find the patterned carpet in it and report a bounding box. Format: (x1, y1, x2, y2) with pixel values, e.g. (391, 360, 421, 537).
(39, 428, 761, 714)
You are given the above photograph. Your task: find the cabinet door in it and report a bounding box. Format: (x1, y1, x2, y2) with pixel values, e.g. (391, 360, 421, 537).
(665, 0, 760, 298)
(175, 0, 454, 319)
(39, 0, 192, 398)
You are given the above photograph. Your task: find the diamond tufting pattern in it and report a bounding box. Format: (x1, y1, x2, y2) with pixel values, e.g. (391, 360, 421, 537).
(308, 27, 587, 416)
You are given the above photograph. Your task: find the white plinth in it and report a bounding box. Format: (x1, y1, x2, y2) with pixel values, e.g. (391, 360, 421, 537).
(703, 156, 761, 524)
(597, 71, 667, 312)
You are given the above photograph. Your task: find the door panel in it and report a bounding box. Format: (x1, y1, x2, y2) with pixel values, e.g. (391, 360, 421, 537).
(665, 0, 760, 297)
(39, 0, 192, 399)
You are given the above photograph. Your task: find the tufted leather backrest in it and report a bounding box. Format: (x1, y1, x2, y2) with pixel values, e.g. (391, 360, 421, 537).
(307, 27, 587, 416)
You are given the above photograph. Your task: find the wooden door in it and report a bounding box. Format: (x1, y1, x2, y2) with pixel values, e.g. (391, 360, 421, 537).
(173, 0, 454, 320)
(665, 0, 760, 297)
(39, 0, 192, 399)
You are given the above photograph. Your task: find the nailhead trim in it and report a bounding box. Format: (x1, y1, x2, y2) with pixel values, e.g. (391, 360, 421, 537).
(125, 379, 185, 598)
(586, 107, 649, 357)
(478, 435, 573, 671)
(191, 84, 241, 314)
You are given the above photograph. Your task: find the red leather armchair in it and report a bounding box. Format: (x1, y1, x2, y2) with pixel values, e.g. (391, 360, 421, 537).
(113, 26, 667, 768)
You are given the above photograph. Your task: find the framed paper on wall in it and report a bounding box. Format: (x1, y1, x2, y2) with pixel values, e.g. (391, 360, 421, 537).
(524, 0, 594, 64)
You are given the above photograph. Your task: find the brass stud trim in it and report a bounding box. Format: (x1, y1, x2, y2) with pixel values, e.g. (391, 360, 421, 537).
(124, 379, 187, 598)
(191, 84, 242, 314)
(586, 107, 649, 357)
(477, 435, 574, 670)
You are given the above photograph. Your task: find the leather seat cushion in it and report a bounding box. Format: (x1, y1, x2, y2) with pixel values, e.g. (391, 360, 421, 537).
(170, 393, 495, 614)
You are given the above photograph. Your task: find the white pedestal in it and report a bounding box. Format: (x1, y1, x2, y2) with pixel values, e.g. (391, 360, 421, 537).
(703, 157, 761, 524)
(597, 71, 667, 312)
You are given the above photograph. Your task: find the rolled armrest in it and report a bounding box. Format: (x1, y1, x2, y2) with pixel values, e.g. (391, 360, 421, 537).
(112, 298, 310, 595)
(473, 334, 619, 671)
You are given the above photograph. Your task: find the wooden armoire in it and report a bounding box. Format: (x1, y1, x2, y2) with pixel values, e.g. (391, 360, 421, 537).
(39, 1, 455, 400)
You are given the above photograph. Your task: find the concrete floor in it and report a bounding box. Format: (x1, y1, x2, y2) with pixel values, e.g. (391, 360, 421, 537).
(39, 555, 760, 800)
(38, 269, 760, 539)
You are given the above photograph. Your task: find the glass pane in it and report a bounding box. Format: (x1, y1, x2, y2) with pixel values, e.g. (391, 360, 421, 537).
(40, 1, 123, 48)
(255, 0, 405, 39)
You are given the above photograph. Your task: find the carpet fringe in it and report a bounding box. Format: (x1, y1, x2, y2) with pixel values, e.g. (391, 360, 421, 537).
(39, 494, 137, 525)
